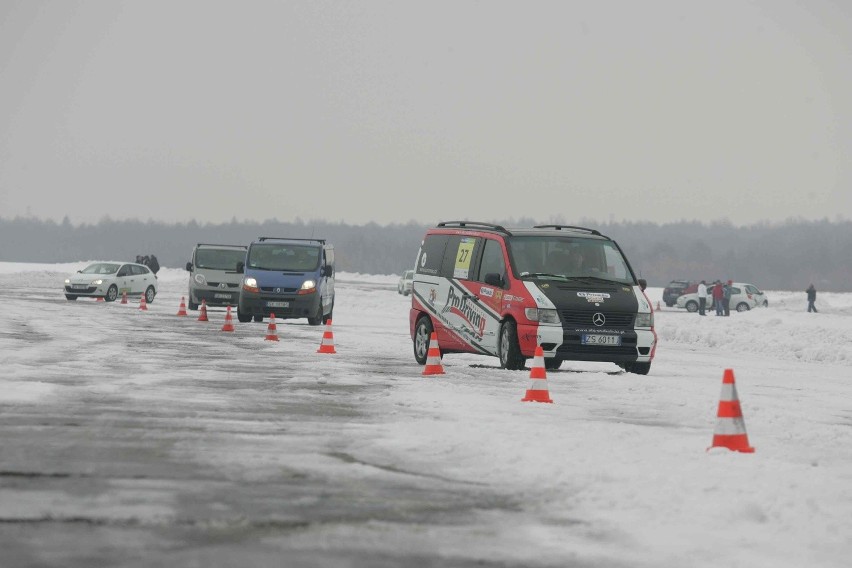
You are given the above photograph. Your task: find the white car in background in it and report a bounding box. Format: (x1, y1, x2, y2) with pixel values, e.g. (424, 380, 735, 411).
(676, 282, 768, 313)
(398, 270, 414, 295)
(64, 262, 158, 303)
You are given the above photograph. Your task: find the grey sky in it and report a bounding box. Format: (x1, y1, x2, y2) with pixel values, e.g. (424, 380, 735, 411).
(1, 1, 850, 226)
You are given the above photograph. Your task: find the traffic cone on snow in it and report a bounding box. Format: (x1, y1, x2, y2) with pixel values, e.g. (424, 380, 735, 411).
(422, 332, 445, 375)
(708, 369, 755, 453)
(138, 293, 148, 311)
(265, 313, 280, 341)
(521, 346, 553, 403)
(197, 299, 209, 322)
(96, 296, 104, 302)
(176, 297, 188, 316)
(656, 301, 661, 311)
(120, 291, 128, 304)
(316, 319, 337, 353)
(221, 306, 235, 332)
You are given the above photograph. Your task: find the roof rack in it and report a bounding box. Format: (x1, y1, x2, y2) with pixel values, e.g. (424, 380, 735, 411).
(532, 224, 602, 236)
(196, 243, 247, 248)
(436, 221, 510, 234)
(257, 237, 326, 245)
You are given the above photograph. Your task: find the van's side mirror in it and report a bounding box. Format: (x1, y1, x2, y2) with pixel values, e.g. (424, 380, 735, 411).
(185, 262, 192, 271)
(236, 261, 244, 274)
(484, 273, 504, 288)
(322, 265, 333, 277)
(637, 278, 647, 291)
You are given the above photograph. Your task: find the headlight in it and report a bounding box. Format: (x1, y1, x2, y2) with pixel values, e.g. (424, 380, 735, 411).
(298, 279, 317, 295)
(194, 273, 207, 285)
(64, 279, 70, 284)
(525, 307, 560, 324)
(92, 279, 103, 286)
(635, 312, 654, 328)
(242, 277, 259, 293)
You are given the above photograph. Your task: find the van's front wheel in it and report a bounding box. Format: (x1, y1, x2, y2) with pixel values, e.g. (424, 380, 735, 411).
(307, 302, 323, 326)
(499, 320, 526, 370)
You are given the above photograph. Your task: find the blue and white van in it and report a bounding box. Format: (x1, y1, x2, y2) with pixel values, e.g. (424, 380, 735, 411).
(236, 237, 335, 325)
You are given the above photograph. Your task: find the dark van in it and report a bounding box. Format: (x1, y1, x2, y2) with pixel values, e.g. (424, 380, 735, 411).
(409, 222, 656, 374)
(237, 237, 335, 325)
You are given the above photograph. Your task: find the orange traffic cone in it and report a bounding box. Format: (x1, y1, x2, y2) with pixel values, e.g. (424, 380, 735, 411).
(265, 313, 280, 341)
(120, 291, 128, 304)
(521, 346, 553, 403)
(138, 292, 148, 311)
(176, 297, 188, 316)
(422, 332, 445, 375)
(708, 369, 755, 453)
(221, 306, 235, 332)
(197, 299, 209, 322)
(316, 319, 336, 353)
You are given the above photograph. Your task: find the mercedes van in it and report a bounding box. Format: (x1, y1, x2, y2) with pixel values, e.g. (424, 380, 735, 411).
(185, 243, 247, 309)
(409, 222, 656, 374)
(237, 237, 335, 325)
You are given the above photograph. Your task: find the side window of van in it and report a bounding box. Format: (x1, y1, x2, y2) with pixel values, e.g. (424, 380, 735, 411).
(476, 239, 507, 287)
(417, 234, 449, 276)
(440, 236, 480, 280)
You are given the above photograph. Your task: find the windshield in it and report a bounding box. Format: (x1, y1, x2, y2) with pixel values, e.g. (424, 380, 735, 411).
(247, 243, 320, 272)
(506, 236, 634, 285)
(195, 248, 246, 271)
(81, 263, 120, 275)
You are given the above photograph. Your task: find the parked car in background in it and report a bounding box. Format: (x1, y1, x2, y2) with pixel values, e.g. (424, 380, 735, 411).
(64, 262, 158, 303)
(398, 270, 414, 295)
(662, 279, 695, 307)
(676, 282, 767, 312)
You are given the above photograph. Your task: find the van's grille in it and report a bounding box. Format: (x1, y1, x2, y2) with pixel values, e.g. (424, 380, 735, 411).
(260, 287, 298, 293)
(207, 282, 240, 288)
(557, 343, 638, 357)
(560, 311, 634, 329)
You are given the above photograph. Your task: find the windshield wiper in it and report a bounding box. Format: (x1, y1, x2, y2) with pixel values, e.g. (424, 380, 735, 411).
(520, 272, 567, 279)
(565, 275, 623, 285)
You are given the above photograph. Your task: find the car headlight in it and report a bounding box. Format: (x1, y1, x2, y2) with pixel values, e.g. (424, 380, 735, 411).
(298, 279, 317, 295)
(525, 307, 560, 324)
(242, 277, 259, 293)
(194, 273, 207, 285)
(635, 312, 654, 328)
(64, 279, 70, 284)
(92, 279, 103, 286)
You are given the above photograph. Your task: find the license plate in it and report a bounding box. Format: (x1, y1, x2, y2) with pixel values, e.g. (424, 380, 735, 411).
(582, 334, 622, 346)
(214, 293, 232, 299)
(72, 284, 87, 289)
(267, 301, 289, 308)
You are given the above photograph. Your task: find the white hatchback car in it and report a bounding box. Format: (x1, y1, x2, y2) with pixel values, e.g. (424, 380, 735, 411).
(676, 282, 767, 313)
(64, 262, 158, 303)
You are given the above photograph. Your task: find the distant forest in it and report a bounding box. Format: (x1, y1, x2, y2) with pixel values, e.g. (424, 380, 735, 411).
(1, 216, 850, 292)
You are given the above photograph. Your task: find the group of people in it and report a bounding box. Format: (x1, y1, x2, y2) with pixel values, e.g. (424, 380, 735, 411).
(134, 254, 160, 274)
(696, 279, 733, 316)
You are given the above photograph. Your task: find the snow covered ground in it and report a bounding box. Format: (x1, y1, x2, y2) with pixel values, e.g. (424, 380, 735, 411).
(1, 262, 851, 567)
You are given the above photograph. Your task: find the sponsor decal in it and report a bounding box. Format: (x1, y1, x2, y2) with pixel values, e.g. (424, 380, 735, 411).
(495, 290, 503, 302)
(480, 287, 494, 298)
(428, 288, 437, 306)
(504, 294, 525, 302)
(540, 283, 550, 289)
(578, 291, 610, 305)
(420, 253, 427, 267)
(442, 287, 487, 340)
(522, 333, 542, 342)
(453, 238, 475, 279)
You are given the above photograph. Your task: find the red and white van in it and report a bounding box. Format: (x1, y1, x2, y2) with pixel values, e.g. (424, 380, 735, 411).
(409, 222, 656, 374)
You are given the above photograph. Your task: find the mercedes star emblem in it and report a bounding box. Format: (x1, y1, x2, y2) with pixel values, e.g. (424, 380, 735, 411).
(592, 312, 606, 326)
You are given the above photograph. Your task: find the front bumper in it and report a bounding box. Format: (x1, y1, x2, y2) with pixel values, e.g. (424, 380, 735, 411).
(189, 286, 240, 307)
(238, 290, 321, 320)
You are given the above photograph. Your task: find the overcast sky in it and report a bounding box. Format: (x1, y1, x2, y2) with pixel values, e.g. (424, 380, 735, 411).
(1, 1, 850, 227)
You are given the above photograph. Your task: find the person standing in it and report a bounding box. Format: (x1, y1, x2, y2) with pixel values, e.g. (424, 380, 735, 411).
(712, 280, 724, 315)
(723, 280, 732, 316)
(697, 280, 708, 316)
(807, 284, 818, 313)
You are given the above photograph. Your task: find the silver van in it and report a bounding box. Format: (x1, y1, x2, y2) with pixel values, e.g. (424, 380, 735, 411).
(185, 243, 247, 309)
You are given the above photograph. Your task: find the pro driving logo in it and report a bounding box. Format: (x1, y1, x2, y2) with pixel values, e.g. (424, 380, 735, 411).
(442, 287, 487, 339)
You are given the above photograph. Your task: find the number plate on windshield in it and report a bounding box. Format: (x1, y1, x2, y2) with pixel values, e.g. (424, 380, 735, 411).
(267, 301, 289, 308)
(582, 334, 622, 346)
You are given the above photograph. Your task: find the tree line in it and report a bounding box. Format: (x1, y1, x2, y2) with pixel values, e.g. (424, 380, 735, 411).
(1, 216, 849, 292)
